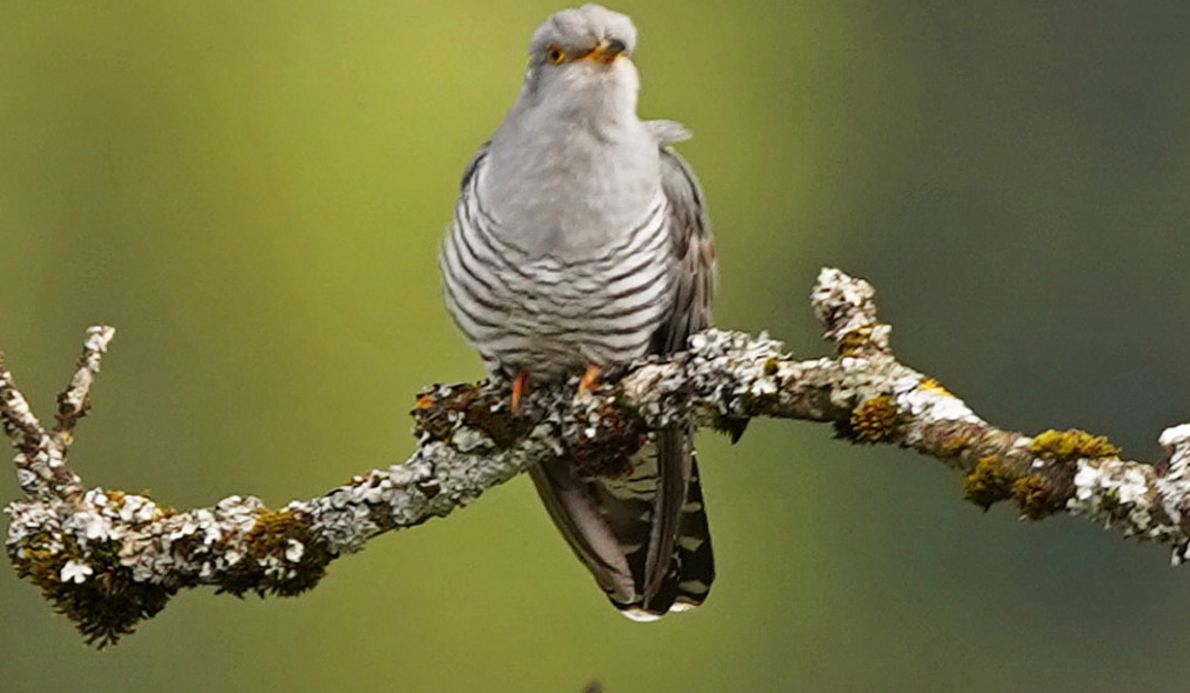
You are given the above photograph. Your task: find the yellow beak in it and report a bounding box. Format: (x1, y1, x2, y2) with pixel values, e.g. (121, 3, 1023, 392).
(579, 38, 628, 65)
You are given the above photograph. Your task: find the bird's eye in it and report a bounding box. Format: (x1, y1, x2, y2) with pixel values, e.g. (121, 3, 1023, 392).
(546, 47, 566, 64)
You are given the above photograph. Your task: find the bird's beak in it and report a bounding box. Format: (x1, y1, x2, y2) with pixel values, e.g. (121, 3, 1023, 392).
(580, 38, 628, 65)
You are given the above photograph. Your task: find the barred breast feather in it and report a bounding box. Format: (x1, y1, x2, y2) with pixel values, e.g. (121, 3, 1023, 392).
(440, 149, 676, 378)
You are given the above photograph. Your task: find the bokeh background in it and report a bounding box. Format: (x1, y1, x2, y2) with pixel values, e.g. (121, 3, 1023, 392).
(3, 1, 1190, 690)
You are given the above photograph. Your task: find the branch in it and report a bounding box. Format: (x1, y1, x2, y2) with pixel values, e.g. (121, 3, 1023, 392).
(4, 269, 1188, 646)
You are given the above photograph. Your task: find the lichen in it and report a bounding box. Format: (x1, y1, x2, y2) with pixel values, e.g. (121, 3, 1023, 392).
(1069, 459, 1171, 541)
(5, 500, 338, 647)
(1012, 475, 1064, 520)
(569, 403, 645, 479)
(894, 376, 978, 427)
(1030, 429, 1120, 462)
(461, 400, 533, 448)
(837, 325, 874, 357)
(411, 391, 457, 442)
(940, 428, 978, 458)
(847, 396, 898, 443)
(963, 455, 1015, 509)
(411, 384, 532, 449)
(919, 378, 953, 397)
(8, 534, 173, 648)
(216, 508, 333, 598)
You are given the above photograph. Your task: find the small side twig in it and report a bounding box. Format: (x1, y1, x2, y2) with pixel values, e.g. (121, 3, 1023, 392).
(53, 325, 116, 451)
(0, 332, 92, 503)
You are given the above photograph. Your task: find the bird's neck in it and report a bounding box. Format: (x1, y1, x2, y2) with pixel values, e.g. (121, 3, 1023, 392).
(515, 60, 642, 135)
(482, 109, 661, 258)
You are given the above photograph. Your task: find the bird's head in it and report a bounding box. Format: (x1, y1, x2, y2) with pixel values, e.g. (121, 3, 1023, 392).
(520, 4, 640, 116)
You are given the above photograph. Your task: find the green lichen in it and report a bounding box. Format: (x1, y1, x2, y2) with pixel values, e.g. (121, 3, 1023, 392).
(9, 535, 174, 648)
(963, 455, 1015, 510)
(9, 505, 336, 648)
(1030, 429, 1120, 462)
(837, 326, 874, 357)
(216, 508, 333, 598)
(848, 396, 898, 444)
(1012, 475, 1065, 520)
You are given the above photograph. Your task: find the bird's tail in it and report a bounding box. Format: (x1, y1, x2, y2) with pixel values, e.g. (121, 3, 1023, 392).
(528, 426, 714, 619)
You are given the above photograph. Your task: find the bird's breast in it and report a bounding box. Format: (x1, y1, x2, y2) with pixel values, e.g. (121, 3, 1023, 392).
(441, 162, 676, 378)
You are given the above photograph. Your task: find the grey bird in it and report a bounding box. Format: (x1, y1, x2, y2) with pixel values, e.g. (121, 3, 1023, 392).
(440, 4, 716, 620)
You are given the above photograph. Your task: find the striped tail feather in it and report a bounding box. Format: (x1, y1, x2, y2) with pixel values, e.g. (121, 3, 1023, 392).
(670, 454, 714, 611)
(528, 426, 714, 619)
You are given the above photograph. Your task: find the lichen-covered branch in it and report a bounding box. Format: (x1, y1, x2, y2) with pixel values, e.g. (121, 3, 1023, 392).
(5, 268, 1189, 647)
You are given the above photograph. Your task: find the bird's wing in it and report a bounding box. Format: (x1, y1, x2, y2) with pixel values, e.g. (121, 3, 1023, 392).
(650, 126, 716, 355)
(642, 131, 717, 612)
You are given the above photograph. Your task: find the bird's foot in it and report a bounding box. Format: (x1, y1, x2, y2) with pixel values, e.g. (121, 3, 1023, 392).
(510, 370, 531, 415)
(577, 364, 603, 396)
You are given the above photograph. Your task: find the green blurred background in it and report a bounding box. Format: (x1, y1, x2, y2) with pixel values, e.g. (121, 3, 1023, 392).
(3, 1, 1190, 690)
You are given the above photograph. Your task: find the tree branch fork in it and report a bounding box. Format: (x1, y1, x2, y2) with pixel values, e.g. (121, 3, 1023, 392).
(4, 269, 1190, 646)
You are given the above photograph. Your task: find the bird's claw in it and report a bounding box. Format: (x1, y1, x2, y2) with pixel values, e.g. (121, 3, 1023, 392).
(511, 370, 531, 414)
(577, 364, 603, 396)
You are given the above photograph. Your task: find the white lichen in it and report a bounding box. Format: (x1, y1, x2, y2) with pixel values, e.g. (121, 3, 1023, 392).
(60, 560, 93, 584)
(1068, 459, 1175, 544)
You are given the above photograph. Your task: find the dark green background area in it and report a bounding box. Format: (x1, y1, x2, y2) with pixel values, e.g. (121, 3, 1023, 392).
(4, 1, 1190, 690)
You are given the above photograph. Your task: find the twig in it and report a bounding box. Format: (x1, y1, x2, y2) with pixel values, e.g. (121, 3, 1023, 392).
(53, 325, 116, 450)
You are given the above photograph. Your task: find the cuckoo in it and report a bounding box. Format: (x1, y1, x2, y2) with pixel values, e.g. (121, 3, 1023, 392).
(440, 4, 717, 620)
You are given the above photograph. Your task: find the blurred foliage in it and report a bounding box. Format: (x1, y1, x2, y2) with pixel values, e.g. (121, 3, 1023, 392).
(3, 1, 1190, 691)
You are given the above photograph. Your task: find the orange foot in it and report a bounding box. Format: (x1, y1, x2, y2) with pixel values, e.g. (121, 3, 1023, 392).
(577, 364, 603, 396)
(511, 370, 530, 415)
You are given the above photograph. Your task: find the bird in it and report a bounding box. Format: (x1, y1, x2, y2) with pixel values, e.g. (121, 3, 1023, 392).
(439, 4, 716, 620)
